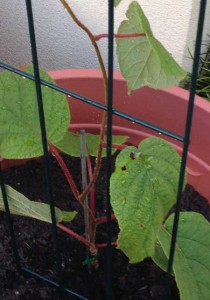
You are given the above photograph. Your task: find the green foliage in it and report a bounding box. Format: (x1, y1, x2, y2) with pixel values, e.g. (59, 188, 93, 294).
(0, 67, 70, 159)
(0, 67, 127, 159)
(55, 131, 128, 157)
(1, 2, 209, 298)
(0, 185, 76, 223)
(181, 37, 210, 101)
(110, 137, 186, 263)
(154, 212, 210, 300)
(116, 1, 186, 90)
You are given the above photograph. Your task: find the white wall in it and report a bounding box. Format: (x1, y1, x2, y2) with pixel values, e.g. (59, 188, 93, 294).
(1, 0, 210, 72)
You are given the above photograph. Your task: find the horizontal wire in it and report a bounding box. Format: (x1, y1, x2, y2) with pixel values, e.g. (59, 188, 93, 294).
(21, 267, 89, 300)
(0, 61, 184, 142)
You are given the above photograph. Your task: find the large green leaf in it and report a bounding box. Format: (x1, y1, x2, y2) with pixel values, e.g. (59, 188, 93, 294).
(116, 1, 186, 90)
(54, 130, 128, 157)
(0, 67, 70, 159)
(156, 212, 210, 300)
(0, 185, 76, 223)
(110, 137, 186, 263)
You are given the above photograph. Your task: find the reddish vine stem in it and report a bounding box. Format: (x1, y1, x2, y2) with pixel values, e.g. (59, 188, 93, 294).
(57, 224, 97, 251)
(102, 142, 127, 150)
(86, 155, 95, 216)
(95, 214, 116, 225)
(94, 33, 146, 41)
(96, 242, 117, 248)
(59, 1, 129, 250)
(49, 145, 80, 201)
(49, 145, 96, 223)
(60, 0, 108, 205)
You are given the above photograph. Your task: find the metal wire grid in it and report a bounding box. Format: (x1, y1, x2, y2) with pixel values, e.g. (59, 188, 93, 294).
(0, 0, 207, 299)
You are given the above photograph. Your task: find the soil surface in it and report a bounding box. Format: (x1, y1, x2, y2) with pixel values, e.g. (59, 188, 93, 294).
(0, 155, 210, 300)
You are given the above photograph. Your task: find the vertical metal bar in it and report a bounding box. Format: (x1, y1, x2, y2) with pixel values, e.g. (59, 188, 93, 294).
(164, 0, 207, 298)
(106, 1, 114, 299)
(0, 166, 21, 271)
(25, 0, 63, 286)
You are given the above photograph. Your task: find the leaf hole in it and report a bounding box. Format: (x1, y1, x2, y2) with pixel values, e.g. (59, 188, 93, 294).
(130, 152, 136, 160)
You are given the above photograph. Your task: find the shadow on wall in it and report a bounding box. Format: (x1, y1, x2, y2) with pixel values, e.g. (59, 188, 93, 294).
(182, 0, 210, 72)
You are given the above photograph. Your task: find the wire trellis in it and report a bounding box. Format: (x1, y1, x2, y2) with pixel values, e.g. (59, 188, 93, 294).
(0, 0, 207, 299)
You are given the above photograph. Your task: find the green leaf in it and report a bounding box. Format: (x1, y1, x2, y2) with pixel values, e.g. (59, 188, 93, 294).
(54, 130, 128, 157)
(114, 0, 123, 7)
(0, 66, 70, 159)
(157, 212, 210, 300)
(110, 137, 186, 263)
(153, 240, 171, 274)
(116, 1, 186, 90)
(0, 185, 76, 224)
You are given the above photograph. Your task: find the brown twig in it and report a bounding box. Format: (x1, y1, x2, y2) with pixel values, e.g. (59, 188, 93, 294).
(60, 0, 108, 204)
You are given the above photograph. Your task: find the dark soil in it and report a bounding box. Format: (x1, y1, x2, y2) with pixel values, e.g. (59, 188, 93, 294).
(0, 155, 210, 300)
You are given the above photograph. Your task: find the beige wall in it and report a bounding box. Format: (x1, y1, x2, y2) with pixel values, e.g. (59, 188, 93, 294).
(1, 0, 210, 72)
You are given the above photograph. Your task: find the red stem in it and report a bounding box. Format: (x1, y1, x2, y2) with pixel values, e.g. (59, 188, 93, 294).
(96, 242, 117, 248)
(57, 223, 97, 251)
(102, 142, 127, 150)
(49, 145, 80, 201)
(86, 155, 95, 216)
(95, 214, 116, 225)
(94, 33, 146, 41)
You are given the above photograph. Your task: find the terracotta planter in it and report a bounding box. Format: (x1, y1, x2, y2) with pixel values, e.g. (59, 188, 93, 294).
(3, 69, 210, 202)
(49, 69, 210, 203)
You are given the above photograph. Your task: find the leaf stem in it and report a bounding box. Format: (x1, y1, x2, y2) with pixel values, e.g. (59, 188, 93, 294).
(96, 242, 117, 248)
(57, 223, 97, 251)
(95, 214, 116, 225)
(94, 33, 146, 41)
(102, 142, 127, 150)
